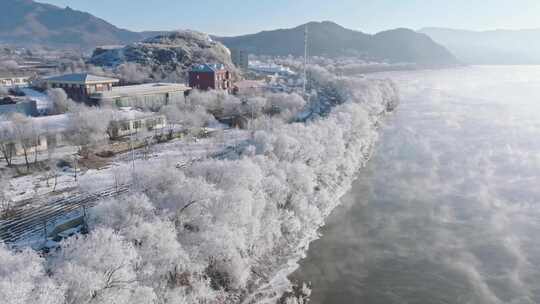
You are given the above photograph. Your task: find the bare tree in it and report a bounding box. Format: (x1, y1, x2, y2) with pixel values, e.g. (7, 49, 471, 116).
(46, 158, 60, 192)
(72, 155, 79, 183)
(66, 105, 112, 158)
(44, 127, 60, 191)
(10, 113, 39, 172)
(0, 141, 14, 167)
(0, 117, 15, 167)
(0, 173, 13, 219)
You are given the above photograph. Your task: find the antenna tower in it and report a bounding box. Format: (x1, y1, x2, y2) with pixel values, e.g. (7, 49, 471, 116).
(303, 24, 309, 95)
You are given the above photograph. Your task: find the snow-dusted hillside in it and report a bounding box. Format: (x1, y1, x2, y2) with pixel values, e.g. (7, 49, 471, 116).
(89, 30, 237, 82)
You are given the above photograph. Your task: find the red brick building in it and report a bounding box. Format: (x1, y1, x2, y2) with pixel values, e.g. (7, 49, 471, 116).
(189, 64, 232, 92)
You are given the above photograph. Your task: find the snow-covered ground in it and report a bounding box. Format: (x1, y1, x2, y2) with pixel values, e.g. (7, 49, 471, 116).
(81, 128, 250, 192)
(3, 168, 77, 203)
(0, 66, 399, 304)
(2, 126, 245, 202)
(1, 127, 249, 248)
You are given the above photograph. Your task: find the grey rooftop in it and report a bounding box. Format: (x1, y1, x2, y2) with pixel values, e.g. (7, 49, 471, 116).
(45, 73, 119, 84)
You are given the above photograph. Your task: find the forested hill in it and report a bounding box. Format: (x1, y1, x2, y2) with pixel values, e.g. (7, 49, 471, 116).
(215, 21, 458, 65)
(0, 0, 152, 49)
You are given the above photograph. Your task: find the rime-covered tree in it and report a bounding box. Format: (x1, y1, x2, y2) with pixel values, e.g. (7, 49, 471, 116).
(0, 86, 8, 96)
(0, 245, 64, 304)
(50, 228, 148, 304)
(0, 60, 19, 71)
(0, 116, 15, 167)
(66, 105, 112, 157)
(47, 88, 77, 114)
(10, 113, 40, 171)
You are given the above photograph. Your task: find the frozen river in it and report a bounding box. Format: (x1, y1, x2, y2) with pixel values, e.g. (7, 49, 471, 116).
(291, 66, 540, 304)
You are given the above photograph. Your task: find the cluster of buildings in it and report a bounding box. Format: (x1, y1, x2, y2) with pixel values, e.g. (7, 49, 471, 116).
(0, 74, 40, 117)
(248, 61, 296, 77)
(43, 63, 237, 107)
(1, 46, 299, 117)
(0, 49, 301, 121)
(0, 61, 236, 156)
(0, 108, 169, 157)
(0, 60, 246, 118)
(0, 49, 301, 158)
(44, 73, 190, 109)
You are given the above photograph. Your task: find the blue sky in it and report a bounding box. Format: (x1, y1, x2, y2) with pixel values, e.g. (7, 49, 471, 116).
(41, 0, 540, 36)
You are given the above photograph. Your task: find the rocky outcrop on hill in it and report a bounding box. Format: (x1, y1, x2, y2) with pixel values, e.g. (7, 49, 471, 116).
(89, 31, 237, 82)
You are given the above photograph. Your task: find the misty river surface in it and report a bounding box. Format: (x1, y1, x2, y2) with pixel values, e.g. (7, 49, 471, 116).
(291, 66, 540, 304)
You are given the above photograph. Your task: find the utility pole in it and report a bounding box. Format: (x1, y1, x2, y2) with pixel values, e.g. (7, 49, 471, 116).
(129, 133, 137, 185)
(303, 24, 309, 96)
(42, 219, 47, 243)
(81, 205, 88, 234)
(73, 155, 78, 183)
(129, 134, 135, 171)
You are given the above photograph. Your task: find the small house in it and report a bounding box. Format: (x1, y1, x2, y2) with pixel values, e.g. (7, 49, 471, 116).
(0, 75, 30, 88)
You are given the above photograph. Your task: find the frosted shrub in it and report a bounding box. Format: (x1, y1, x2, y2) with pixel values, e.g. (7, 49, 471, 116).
(66, 105, 113, 156)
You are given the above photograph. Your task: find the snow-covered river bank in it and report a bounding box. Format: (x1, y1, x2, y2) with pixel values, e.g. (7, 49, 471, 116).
(292, 66, 540, 304)
(1, 67, 400, 304)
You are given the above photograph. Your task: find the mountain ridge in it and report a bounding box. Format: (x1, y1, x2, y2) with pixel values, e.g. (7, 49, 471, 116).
(215, 21, 458, 64)
(0, 1, 458, 65)
(0, 0, 149, 49)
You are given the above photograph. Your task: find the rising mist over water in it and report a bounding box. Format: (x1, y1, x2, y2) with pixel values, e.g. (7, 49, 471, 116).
(293, 66, 540, 304)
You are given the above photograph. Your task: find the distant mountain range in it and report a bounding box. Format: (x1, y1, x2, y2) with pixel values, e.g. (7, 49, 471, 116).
(0, 0, 155, 49)
(420, 27, 540, 64)
(0, 0, 457, 65)
(215, 21, 458, 65)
